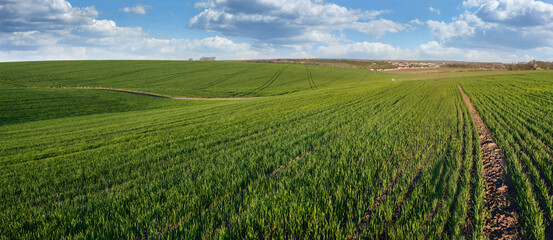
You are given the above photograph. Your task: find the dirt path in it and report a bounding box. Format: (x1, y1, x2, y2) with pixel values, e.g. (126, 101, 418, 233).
(458, 85, 520, 239)
(102, 88, 259, 100)
(49, 87, 259, 100)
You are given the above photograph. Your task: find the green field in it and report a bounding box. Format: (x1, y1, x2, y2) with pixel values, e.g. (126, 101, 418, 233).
(1, 61, 552, 239)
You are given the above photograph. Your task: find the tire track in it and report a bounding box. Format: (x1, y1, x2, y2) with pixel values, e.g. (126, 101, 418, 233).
(385, 132, 451, 238)
(141, 105, 344, 239)
(306, 68, 318, 90)
(166, 94, 372, 239)
(200, 68, 251, 89)
(463, 102, 479, 239)
(348, 130, 443, 240)
(256, 66, 288, 92)
(43, 87, 258, 100)
(458, 85, 520, 239)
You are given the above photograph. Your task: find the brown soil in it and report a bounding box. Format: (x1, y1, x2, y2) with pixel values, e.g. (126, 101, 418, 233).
(458, 85, 520, 239)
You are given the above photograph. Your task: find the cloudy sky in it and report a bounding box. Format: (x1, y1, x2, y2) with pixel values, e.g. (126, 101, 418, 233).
(1, 0, 553, 62)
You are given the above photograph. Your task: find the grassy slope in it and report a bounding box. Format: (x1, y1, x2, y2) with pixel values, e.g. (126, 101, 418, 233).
(0, 88, 215, 125)
(0, 60, 392, 125)
(0, 60, 397, 98)
(1, 79, 468, 239)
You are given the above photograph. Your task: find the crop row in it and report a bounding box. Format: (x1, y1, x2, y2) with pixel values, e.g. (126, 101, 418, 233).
(460, 73, 553, 239)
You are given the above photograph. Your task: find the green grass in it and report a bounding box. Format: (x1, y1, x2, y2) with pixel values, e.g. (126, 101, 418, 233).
(0, 88, 215, 125)
(0, 61, 552, 239)
(0, 60, 396, 98)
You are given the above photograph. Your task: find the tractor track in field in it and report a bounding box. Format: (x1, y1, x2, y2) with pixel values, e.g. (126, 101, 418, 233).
(153, 93, 372, 239)
(43, 87, 259, 100)
(464, 140, 479, 239)
(213, 141, 333, 239)
(200, 68, 252, 89)
(102, 88, 258, 100)
(383, 131, 450, 238)
(348, 129, 442, 240)
(256, 66, 288, 92)
(143, 142, 329, 240)
(458, 85, 520, 240)
(441, 103, 470, 238)
(143, 113, 339, 239)
(306, 68, 318, 90)
(460, 101, 478, 239)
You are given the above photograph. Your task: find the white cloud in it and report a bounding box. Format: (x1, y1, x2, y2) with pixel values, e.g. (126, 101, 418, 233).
(0, 0, 146, 49)
(353, 19, 408, 38)
(0, 36, 263, 61)
(416, 41, 538, 62)
(409, 19, 423, 25)
(309, 39, 547, 63)
(428, 0, 553, 50)
(0, 0, 99, 33)
(189, 0, 410, 46)
(472, 0, 553, 26)
(314, 41, 416, 59)
(120, 4, 152, 15)
(310, 40, 541, 62)
(429, 6, 441, 15)
(0, 0, 262, 61)
(2, 0, 552, 62)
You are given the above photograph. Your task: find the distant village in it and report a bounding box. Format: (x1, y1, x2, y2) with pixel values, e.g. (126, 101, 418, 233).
(194, 58, 553, 72)
(245, 59, 553, 71)
(380, 61, 443, 71)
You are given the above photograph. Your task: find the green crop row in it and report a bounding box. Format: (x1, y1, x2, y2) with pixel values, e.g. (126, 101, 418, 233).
(459, 73, 553, 239)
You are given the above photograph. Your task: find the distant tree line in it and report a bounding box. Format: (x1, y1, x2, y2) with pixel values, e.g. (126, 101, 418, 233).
(444, 62, 504, 69)
(245, 59, 553, 71)
(445, 60, 553, 71)
(505, 60, 553, 70)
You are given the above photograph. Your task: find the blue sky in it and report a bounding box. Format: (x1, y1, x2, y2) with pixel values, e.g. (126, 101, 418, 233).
(1, 0, 553, 62)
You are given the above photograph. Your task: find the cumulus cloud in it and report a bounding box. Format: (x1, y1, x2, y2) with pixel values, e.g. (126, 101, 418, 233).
(189, 0, 410, 46)
(0, 0, 145, 50)
(120, 4, 152, 15)
(0, 0, 99, 33)
(0, 0, 263, 61)
(428, 0, 553, 50)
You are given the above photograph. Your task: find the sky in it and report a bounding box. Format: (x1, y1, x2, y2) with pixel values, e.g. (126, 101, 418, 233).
(1, 0, 553, 62)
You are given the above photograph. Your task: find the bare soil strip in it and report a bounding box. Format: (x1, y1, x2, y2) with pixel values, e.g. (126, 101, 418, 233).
(458, 85, 520, 239)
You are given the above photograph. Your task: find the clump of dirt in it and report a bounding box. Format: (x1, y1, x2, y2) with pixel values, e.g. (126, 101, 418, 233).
(458, 85, 520, 239)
